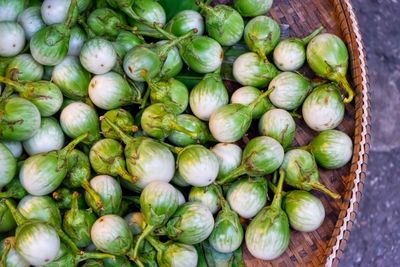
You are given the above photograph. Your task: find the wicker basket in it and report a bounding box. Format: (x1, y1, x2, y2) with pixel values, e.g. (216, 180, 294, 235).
(214, 0, 371, 266)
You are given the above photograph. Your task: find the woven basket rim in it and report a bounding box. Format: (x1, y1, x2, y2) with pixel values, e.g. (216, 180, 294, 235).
(324, 0, 371, 266)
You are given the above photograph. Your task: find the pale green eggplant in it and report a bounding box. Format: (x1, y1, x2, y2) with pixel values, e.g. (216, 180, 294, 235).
(258, 109, 296, 148)
(307, 33, 355, 103)
(80, 38, 117, 75)
(100, 109, 138, 140)
(0, 97, 41, 141)
(156, 202, 214, 245)
(198, 2, 244, 46)
(231, 86, 274, 119)
(168, 114, 213, 146)
(209, 89, 273, 142)
(282, 190, 325, 232)
(0, 77, 63, 117)
(31, 0, 77, 65)
(179, 35, 224, 74)
(4, 200, 61, 266)
(89, 138, 136, 184)
(16, 220, 60, 264)
(103, 117, 176, 191)
(5, 54, 44, 82)
(165, 10, 204, 37)
(19, 133, 88, 196)
(85, 175, 122, 216)
(52, 56, 91, 100)
(177, 145, 219, 187)
(0, 22, 25, 57)
(0, 142, 17, 188)
(17, 195, 62, 227)
(40, 0, 78, 25)
(209, 192, 243, 253)
(233, 0, 273, 17)
(91, 214, 133, 256)
(88, 72, 141, 110)
(147, 78, 189, 114)
(211, 143, 242, 180)
(0, 0, 25, 22)
(245, 170, 290, 260)
(87, 8, 127, 38)
(123, 31, 193, 81)
(188, 185, 221, 214)
(244, 16, 280, 57)
(146, 236, 198, 267)
(302, 83, 344, 131)
(63, 192, 97, 248)
(132, 181, 179, 259)
(141, 103, 198, 140)
(17, 6, 45, 40)
(309, 129, 353, 169)
(280, 149, 341, 199)
(218, 136, 284, 184)
(233, 52, 280, 87)
(23, 117, 65, 156)
(226, 177, 268, 219)
(273, 26, 324, 71)
(189, 71, 229, 121)
(268, 72, 312, 110)
(0, 200, 16, 232)
(0, 236, 29, 267)
(68, 26, 86, 56)
(60, 102, 100, 144)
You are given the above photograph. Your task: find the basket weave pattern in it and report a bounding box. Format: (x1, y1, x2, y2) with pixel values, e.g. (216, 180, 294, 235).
(214, 0, 370, 266)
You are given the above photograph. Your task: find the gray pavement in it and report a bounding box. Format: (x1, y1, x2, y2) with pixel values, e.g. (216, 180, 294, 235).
(340, 0, 400, 266)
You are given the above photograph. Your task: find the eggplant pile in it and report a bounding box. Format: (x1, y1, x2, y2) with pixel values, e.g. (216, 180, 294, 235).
(0, 0, 355, 265)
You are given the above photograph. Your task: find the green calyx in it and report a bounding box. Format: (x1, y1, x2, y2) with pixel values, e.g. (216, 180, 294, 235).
(281, 149, 341, 199)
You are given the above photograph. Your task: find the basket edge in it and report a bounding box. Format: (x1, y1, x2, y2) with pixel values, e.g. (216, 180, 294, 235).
(324, 0, 371, 266)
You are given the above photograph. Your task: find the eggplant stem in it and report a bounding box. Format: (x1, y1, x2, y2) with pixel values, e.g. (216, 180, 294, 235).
(310, 182, 341, 199)
(271, 170, 285, 210)
(169, 121, 199, 140)
(121, 7, 160, 31)
(132, 224, 155, 259)
(3, 199, 26, 226)
(77, 251, 115, 261)
(55, 227, 80, 253)
(158, 30, 195, 60)
(63, 132, 89, 153)
(272, 170, 278, 184)
(154, 24, 176, 40)
(335, 74, 355, 103)
(301, 25, 324, 44)
(0, 76, 24, 92)
(117, 167, 137, 184)
(217, 165, 247, 185)
(145, 235, 165, 253)
(248, 88, 273, 110)
(159, 141, 183, 154)
(118, 24, 164, 39)
(81, 181, 104, 211)
(139, 88, 150, 109)
(0, 239, 11, 266)
(64, 0, 77, 28)
(122, 196, 140, 206)
(102, 117, 133, 144)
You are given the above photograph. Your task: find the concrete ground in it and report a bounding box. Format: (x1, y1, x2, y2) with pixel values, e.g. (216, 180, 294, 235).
(340, 0, 400, 266)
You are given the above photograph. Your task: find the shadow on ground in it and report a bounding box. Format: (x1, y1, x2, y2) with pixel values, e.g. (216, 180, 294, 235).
(340, 0, 400, 266)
